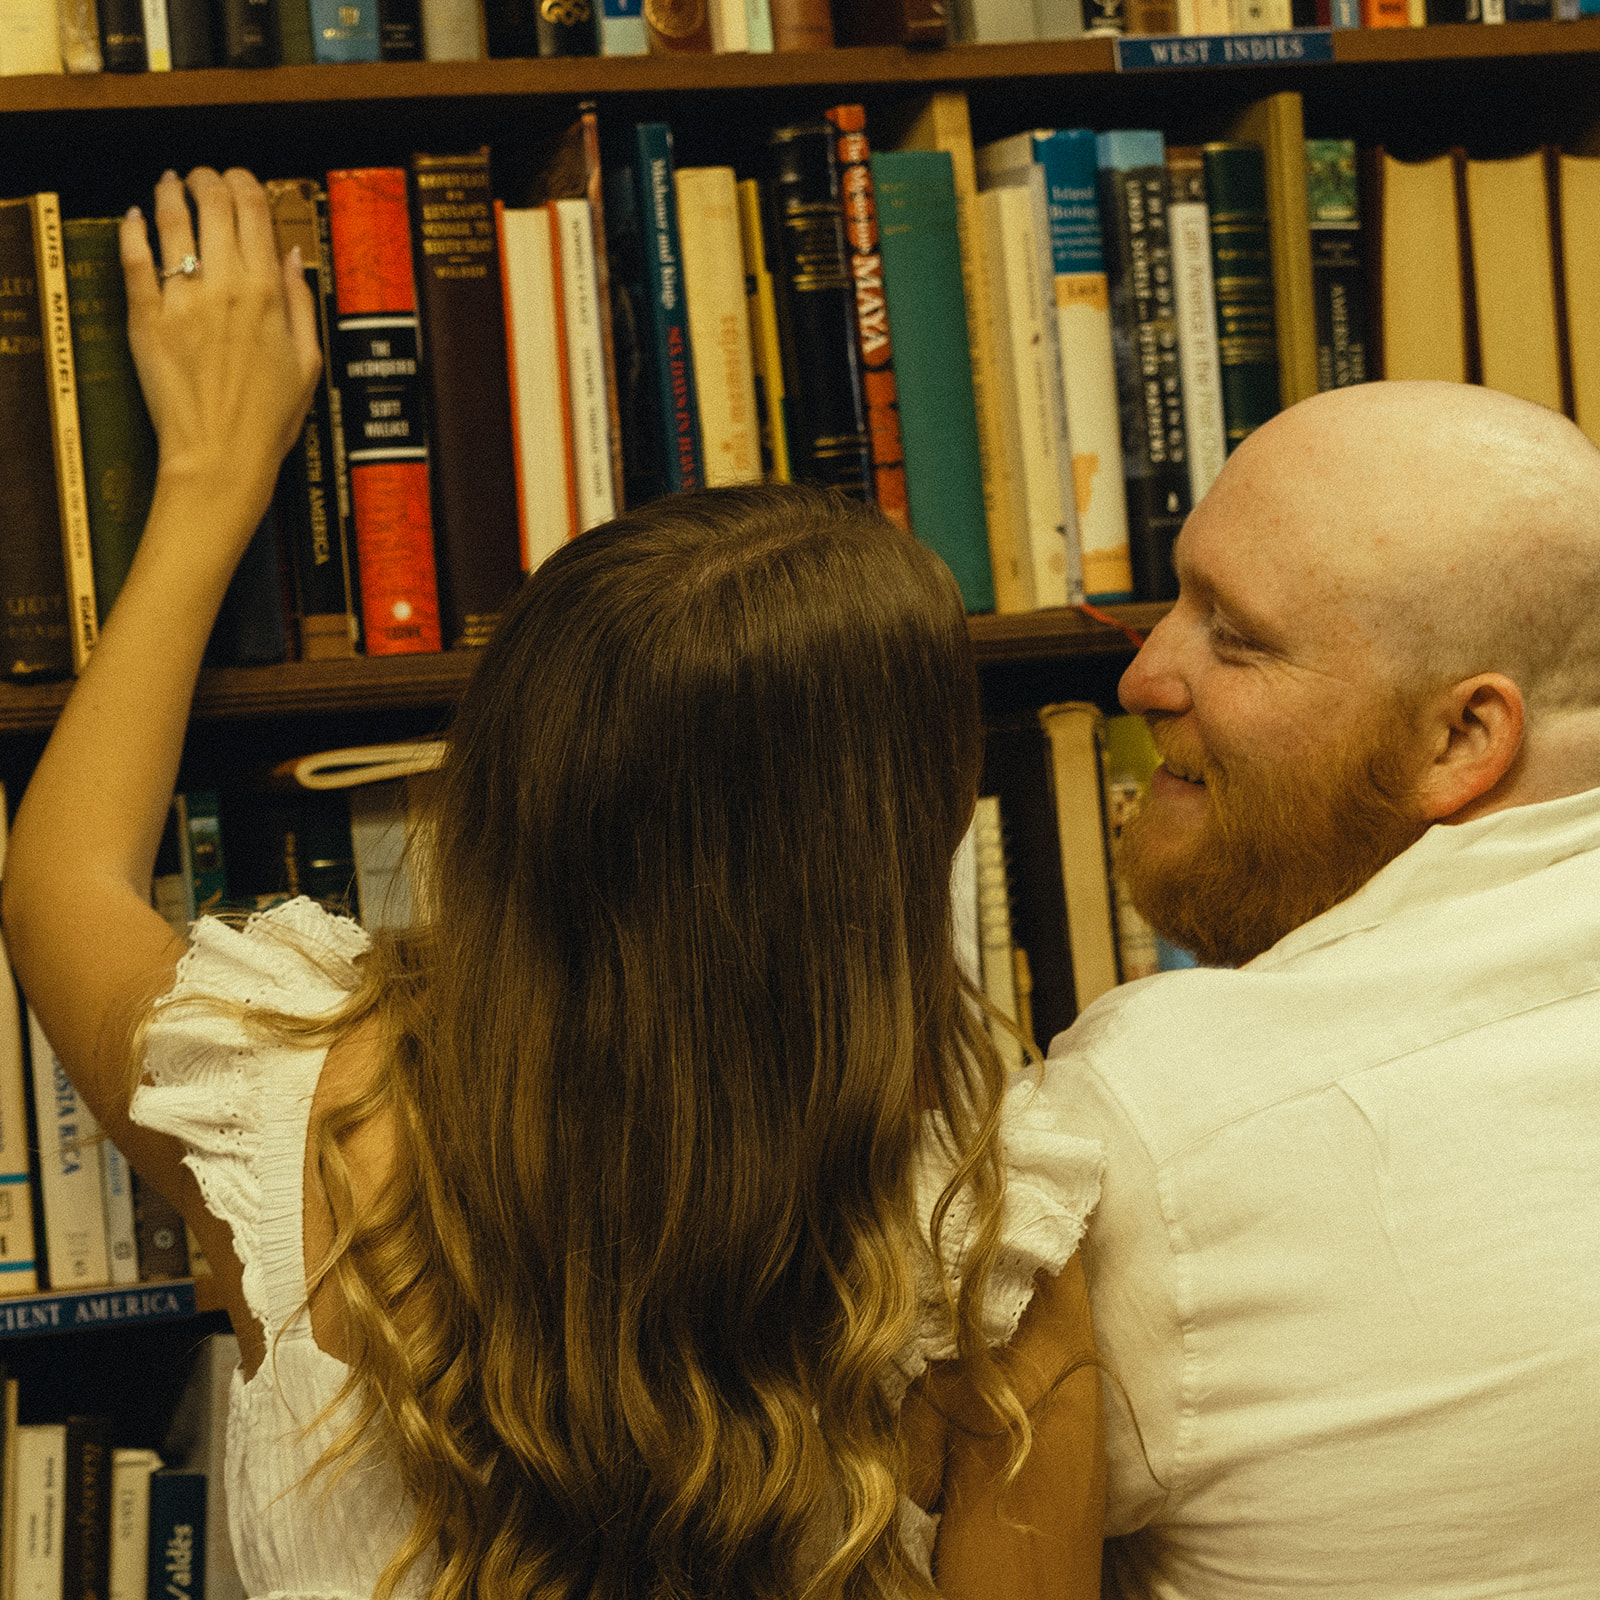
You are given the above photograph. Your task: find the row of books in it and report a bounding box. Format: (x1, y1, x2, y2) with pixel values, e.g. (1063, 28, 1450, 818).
(2, 1335, 241, 1600)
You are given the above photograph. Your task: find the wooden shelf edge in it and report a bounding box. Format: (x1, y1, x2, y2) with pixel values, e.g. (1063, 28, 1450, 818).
(0, 605, 1161, 732)
(1, 22, 1598, 113)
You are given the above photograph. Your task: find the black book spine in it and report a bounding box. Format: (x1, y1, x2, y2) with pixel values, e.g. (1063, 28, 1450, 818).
(483, 0, 536, 52)
(537, 0, 601, 55)
(1311, 230, 1368, 393)
(62, 1417, 114, 1600)
(603, 155, 668, 507)
(98, 0, 150, 70)
(379, 0, 424, 56)
(167, 0, 217, 65)
(766, 124, 873, 502)
(205, 507, 290, 666)
(1098, 159, 1190, 603)
(221, 0, 282, 65)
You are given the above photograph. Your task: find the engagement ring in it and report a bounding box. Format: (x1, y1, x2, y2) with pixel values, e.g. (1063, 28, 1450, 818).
(160, 254, 201, 280)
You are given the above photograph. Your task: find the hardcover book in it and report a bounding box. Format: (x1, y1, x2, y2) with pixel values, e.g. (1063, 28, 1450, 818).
(769, 0, 831, 45)
(326, 166, 443, 655)
(379, 0, 424, 55)
(736, 179, 793, 484)
(1374, 148, 1469, 383)
(310, 0, 379, 58)
(0, 789, 39, 1296)
(1557, 151, 1600, 447)
(58, 0, 104, 70)
(99, 0, 150, 68)
(109, 1450, 164, 1600)
(825, 105, 911, 530)
(220, 0, 280, 62)
(62, 1416, 114, 1600)
(551, 198, 618, 530)
(420, 0, 485, 53)
(1096, 130, 1190, 602)
(871, 148, 994, 612)
(409, 148, 524, 647)
(146, 1472, 206, 1600)
(277, 0, 315, 61)
(166, 0, 216, 64)
(832, 0, 947, 41)
(765, 124, 873, 500)
(16, 1425, 69, 1600)
(28, 1007, 111, 1289)
(1304, 138, 1369, 392)
(1165, 147, 1227, 502)
(1, 1, 64, 71)
(143, 0, 174, 67)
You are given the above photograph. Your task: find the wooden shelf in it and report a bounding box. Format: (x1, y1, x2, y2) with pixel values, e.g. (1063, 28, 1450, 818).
(0, 1278, 199, 1340)
(0, 604, 1164, 733)
(0, 22, 1596, 114)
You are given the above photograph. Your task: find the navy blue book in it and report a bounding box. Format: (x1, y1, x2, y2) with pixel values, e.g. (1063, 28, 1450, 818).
(148, 1472, 207, 1600)
(602, 123, 704, 506)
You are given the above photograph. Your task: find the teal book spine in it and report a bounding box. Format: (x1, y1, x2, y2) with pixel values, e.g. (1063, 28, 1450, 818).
(871, 149, 994, 613)
(310, 0, 379, 57)
(63, 219, 157, 626)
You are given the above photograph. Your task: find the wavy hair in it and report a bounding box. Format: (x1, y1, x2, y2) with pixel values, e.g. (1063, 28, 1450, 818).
(258, 487, 1023, 1598)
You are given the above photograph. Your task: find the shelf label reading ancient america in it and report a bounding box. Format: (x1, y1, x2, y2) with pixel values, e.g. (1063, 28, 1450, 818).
(0, 1280, 197, 1338)
(1115, 28, 1333, 70)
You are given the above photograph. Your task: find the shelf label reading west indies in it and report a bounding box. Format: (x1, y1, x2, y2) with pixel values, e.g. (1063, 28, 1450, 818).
(0, 1280, 197, 1339)
(1114, 27, 1334, 70)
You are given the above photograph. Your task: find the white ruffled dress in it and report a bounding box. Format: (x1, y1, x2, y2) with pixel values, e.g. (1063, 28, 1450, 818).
(130, 899, 1103, 1600)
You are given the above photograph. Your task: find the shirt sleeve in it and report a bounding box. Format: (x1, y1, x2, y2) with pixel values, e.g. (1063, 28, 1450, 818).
(128, 897, 369, 1335)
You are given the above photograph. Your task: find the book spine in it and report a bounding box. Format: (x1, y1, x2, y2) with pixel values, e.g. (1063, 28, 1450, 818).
(711, 0, 749, 43)
(146, 1475, 206, 1600)
(141, 0, 173, 65)
(131, 1174, 189, 1280)
(165, 0, 215, 64)
(62, 1416, 113, 1600)
(497, 203, 578, 570)
(602, 0, 649, 48)
(675, 168, 761, 487)
(220, 0, 281, 62)
(266, 181, 361, 659)
(1165, 147, 1227, 505)
(537, 0, 601, 52)
(769, 0, 832, 44)
(1203, 142, 1280, 453)
(420, 0, 484, 52)
(326, 167, 443, 656)
(483, 0, 535, 50)
(1096, 133, 1190, 603)
(871, 149, 995, 612)
(632, 124, 704, 493)
(16, 1427, 69, 1600)
(31, 195, 98, 676)
(1305, 138, 1369, 392)
(109, 1451, 162, 1600)
(1082, 0, 1126, 30)
(833, 0, 948, 39)
(767, 123, 873, 501)
(378, 0, 423, 55)
(0, 2, 63, 72)
(569, 112, 627, 514)
(0, 200, 73, 679)
(310, 0, 379, 57)
(1126, 0, 1178, 24)
(63, 218, 158, 627)
(973, 795, 1024, 1071)
(735, 179, 793, 484)
(276, 0, 314, 61)
(27, 1008, 111, 1289)
(98, 0, 149, 68)
(410, 148, 524, 647)
(101, 1144, 139, 1286)
(183, 791, 227, 914)
(825, 105, 911, 531)
(204, 508, 289, 666)
(57, 0, 104, 70)
(646, 0, 712, 49)
(745, 0, 774, 45)
(551, 199, 618, 530)
(1026, 129, 1132, 602)
(0, 792, 40, 1297)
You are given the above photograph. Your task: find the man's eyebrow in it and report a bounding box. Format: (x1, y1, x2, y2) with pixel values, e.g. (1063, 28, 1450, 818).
(1174, 546, 1285, 644)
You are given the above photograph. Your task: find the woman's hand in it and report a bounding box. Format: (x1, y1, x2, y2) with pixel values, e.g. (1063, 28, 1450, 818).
(120, 167, 322, 538)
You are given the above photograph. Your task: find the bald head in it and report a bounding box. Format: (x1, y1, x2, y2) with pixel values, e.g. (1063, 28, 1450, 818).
(1209, 381, 1600, 715)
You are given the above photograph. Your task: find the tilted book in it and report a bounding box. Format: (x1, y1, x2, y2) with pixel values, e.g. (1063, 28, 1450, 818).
(409, 148, 524, 647)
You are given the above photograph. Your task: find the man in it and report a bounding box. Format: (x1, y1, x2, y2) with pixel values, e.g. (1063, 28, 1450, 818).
(1050, 380, 1600, 1596)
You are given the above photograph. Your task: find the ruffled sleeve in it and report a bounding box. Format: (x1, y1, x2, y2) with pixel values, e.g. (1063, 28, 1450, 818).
(129, 898, 369, 1337)
(891, 1058, 1105, 1403)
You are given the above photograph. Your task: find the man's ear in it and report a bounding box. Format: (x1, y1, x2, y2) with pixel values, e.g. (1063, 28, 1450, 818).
(1414, 673, 1525, 822)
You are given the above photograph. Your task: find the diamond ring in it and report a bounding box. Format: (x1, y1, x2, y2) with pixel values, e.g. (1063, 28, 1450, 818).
(160, 254, 201, 281)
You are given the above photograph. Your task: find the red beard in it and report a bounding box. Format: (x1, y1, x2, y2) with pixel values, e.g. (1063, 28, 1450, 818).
(1116, 709, 1429, 968)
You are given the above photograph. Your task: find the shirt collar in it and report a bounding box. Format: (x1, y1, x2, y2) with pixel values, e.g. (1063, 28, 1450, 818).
(1252, 783, 1600, 969)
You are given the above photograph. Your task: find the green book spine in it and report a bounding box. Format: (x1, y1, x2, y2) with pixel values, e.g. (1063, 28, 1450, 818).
(870, 149, 994, 613)
(0, 199, 72, 679)
(277, 0, 315, 61)
(1305, 138, 1370, 393)
(1203, 142, 1280, 452)
(64, 219, 158, 626)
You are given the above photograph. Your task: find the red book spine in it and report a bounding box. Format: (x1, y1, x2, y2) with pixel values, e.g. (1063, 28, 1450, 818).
(825, 106, 910, 533)
(326, 168, 442, 656)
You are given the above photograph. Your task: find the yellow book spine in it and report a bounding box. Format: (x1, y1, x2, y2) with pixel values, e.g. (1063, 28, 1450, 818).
(736, 178, 792, 485)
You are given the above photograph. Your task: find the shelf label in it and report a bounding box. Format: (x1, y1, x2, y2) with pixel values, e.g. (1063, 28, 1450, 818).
(1114, 27, 1334, 69)
(0, 1280, 197, 1339)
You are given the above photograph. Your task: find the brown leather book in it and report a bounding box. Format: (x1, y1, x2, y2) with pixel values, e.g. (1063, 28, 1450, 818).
(645, 0, 712, 50)
(770, 0, 832, 48)
(409, 147, 524, 649)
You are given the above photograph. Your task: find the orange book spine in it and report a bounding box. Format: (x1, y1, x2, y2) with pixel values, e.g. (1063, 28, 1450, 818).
(326, 167, 442, 656)
(1360, 0, 1408, 22)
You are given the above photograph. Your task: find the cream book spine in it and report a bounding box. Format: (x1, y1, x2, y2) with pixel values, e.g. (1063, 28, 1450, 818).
(1167, 172, 1228, 503)
(55, 0, 100, 70)
(973, 796, 1024, 1070)
(1559, 153, 1600, 449)
(29, 193, 97, 675)
(141, 0, 171, 67)
(109, 1449, 163, 1600)
(552, 198, 617, 531)
(0, 0, 63, 72)
(900, 92, 1034, 613)
(710, 0, 749, 48)
(952, 810, 981, 991)
(497, 203, 577, 571)
(101, 1140, 140, 1286)
(420, 0, 483, 56)
(675, 167, 761, 488)
(27, 1007, 111, 1289)
(14, 1425, 67, 1600)
(0, 790, 39, 1296)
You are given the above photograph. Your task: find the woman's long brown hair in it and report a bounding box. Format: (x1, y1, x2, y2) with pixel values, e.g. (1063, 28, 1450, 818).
(248, 487, 1022, 1599)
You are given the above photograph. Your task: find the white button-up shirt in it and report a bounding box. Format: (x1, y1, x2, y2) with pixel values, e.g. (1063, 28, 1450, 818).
(1047, 787, 1600, 1597)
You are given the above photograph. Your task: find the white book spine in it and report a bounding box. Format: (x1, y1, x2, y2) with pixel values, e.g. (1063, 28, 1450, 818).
(102, 1141, 139, 1285)
(710, 0, 748, 49)
(952, 812, 981, 992)
(55, 0, 101, 71)
(420, 0, 483, 57)
(955, 0, 1036, 37)
(27, 1007, 110, 1289)
(675, 167, 761, 488)
(0, 0, 63, 73)
(0, 790, 39, 1295)
(552, 199, 618, 532)
(499, 205, 577, 570)
(984, 183, 1078, 610)
(141, 0, 171, 67)
(1168, 197, 1227, 505)
(744, 0, 773, 48)
(1033, 0, 1084, 35)
(1482, 0, 1505, 17)
(14, 1427, 67, 1600)
(1178, 0, 1231, 25)
(109, 1450, 163, 1600)
(349, 781, 415, 932)
(973, 797, 1024, 1072)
